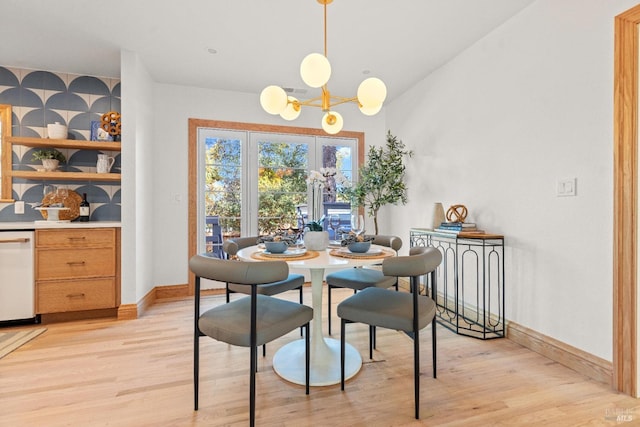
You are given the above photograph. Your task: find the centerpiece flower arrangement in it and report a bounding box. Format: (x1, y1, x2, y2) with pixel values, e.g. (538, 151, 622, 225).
(304, 168, 329, 231)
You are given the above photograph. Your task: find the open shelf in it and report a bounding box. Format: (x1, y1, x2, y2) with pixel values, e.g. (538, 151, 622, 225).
(11, 170, 121, 182)
(7, 136, 121, 151)
(7, 136, 122, 183)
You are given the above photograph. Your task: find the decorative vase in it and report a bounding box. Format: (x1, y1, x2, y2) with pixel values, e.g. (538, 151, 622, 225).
(303, 231, 329, 251)
(42, 159, 59, 171)
(432, 202, 445, 229)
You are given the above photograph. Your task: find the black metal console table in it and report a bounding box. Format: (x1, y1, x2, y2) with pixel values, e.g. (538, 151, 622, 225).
(410, 228, 505, 339)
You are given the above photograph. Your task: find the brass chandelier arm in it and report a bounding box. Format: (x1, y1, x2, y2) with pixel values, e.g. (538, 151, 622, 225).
(295, 96, 360, 110)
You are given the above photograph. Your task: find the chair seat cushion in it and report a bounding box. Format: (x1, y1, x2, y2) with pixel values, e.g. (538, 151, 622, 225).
(199, 294, 313, 347)
(325, 268, 396, 290)
(228, 274, 304, 296)
(337, 287, 436, 332)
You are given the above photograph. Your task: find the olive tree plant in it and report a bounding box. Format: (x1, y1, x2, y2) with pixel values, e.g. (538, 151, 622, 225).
(344, 131, 413, 234)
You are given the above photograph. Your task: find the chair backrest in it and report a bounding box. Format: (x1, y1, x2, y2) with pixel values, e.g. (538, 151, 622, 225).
(222, 236, 260, 257)
(190, 254, 288, 285)
(372, 235, 403, 252)
(382, 246, 441, 277)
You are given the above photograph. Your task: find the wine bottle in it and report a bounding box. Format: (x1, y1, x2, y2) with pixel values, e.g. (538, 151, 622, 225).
(79, 193, 90, 222)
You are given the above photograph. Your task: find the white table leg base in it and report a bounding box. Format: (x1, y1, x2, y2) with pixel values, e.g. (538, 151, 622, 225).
(273, 337, 362, 386)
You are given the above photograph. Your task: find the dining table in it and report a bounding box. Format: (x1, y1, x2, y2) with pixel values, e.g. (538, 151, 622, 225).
(237, 243, 396, 386)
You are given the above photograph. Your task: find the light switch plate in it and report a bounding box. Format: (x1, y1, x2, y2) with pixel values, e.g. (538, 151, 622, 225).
(556, 178, 577, 197)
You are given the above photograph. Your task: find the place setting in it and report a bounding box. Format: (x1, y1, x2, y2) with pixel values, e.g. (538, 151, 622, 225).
(329, 231, 396, 260)
(251, 233, 320, 261)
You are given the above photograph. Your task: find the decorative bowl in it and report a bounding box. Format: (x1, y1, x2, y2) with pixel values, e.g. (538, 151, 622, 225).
(264, 241, 288, 253)
(47, 122, 68, 139)
(347, 241, 371, 253)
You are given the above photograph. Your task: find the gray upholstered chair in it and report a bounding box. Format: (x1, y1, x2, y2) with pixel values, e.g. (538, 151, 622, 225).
(223, 236, 304, 304)
(337, 246, 442, 420)
(190, 254, 313, 427)
(325, 235, 402, 335)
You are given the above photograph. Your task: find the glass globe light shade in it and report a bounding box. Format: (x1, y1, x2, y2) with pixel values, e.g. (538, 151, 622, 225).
(359, 102, 383, 116)
(280, 96, 301, 121)
(357, 77, 387, 108)
(322, 111, 343, 134)
(260, 85, 288, 115)
(300, 53, 332, 88)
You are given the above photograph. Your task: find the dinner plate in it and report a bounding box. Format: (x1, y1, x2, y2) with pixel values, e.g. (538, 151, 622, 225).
(336, 247, 383, 257)
(262, 247, 307, 258)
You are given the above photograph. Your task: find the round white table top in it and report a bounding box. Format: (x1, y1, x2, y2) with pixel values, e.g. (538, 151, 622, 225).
(236, 244, 393, 270)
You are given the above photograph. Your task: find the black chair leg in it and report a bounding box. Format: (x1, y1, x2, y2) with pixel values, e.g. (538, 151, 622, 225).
(194, 329, 199, 411)
(373, 325, 377, 350)
(225, 283, 230, 303)
(368, 325, 374, 359)
(250, 345, 256, 427)
(194, 276, 201, 411)
(432, 317, 437, 378)
(300, 286, 304, 336)
(305, 322, 310, 395)
(340, 318, 346, 390)
(414, 329, 420, 420)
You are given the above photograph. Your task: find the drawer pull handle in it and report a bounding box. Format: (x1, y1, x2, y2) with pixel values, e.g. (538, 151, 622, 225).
(66, 261, 86, 266)
(0, 238, 30, 244)
(66, 293, 86, 299)
(67, 236, 86, 240)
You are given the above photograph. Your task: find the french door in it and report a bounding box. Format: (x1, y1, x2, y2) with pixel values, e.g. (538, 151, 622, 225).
(196, 126, 358, 256)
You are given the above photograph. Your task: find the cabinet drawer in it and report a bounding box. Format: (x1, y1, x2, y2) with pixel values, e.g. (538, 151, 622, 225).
(36, 228, 115, 248)
(36, 278, 116, 313)
(36, 247, 115, 280)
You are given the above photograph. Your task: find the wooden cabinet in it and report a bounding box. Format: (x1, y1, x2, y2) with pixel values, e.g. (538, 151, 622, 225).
(7, 136, 121, 182)
(35, 228, 120, 314)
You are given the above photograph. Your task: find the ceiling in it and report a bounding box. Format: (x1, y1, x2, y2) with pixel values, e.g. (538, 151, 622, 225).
(1, 0, 535, 103)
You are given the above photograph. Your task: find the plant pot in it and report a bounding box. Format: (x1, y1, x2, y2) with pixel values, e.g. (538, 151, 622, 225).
(42, 159, 59, 171)
(303, 231, 329, 251)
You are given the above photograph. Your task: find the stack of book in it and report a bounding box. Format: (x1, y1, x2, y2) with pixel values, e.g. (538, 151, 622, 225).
(434, 222, 482, 234)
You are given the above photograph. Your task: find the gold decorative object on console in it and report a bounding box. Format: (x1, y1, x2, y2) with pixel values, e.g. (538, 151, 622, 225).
(446, 204, 468, 223)
(259, 0, 387, 134)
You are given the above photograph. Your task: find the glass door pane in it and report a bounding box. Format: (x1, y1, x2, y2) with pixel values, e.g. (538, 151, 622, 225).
(253, 133, 313, 235)
(318, 137, 356, 236)
(198, 128, 245, 256)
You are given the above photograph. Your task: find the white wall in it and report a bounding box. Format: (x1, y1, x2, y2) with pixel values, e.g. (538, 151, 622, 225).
(121, 50, 155, 304)
(385, 0, 639, 361)
(149, 84, 386, 288)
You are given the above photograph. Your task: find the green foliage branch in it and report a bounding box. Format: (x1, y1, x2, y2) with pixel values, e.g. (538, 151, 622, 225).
(342, 131, 413, 234)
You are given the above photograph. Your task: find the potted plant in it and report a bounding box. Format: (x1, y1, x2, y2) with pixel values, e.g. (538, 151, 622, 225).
(32, 149, 66, 171)
(342, 131, 413, 234)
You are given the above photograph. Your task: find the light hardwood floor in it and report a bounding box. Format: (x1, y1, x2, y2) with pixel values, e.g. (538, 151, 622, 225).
(1, 287, 638, 426)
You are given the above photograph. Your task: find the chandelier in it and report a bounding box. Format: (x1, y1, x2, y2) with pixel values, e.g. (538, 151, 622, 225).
(259, 0, 386, 134)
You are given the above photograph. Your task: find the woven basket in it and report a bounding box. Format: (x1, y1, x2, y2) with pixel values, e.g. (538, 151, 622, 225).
(40, 189, 81, 221)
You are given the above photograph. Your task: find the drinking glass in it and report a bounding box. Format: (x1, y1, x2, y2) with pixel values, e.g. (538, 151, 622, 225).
(350, 213, 365, 236)
(56, 185, 69, 203)
(43, 184, 57, 201)
(329, 214, 341, 241)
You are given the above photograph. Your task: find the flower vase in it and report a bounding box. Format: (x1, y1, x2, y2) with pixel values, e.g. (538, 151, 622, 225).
(303, 231, 329, 251)
(432, 202, 445, 229)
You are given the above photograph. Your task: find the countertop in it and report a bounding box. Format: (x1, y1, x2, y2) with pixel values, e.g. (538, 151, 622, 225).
(0, 221, 121, 231)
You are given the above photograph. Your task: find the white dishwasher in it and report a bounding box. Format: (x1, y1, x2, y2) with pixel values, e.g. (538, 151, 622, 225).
(0, 231, 36, 322)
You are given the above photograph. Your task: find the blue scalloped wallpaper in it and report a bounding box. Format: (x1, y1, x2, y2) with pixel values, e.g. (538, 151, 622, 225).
(0, 66, 121, 222)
